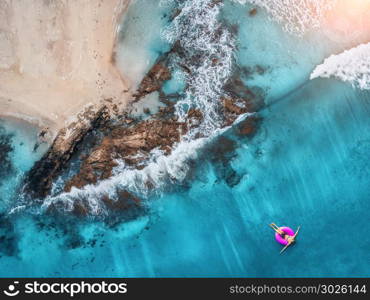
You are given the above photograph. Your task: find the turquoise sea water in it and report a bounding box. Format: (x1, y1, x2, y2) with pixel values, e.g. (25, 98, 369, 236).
(0, 0, 369, 277)
(0, 119, 47, 213)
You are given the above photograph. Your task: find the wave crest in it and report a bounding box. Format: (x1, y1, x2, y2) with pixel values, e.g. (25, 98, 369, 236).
(311, 42, 370, 90)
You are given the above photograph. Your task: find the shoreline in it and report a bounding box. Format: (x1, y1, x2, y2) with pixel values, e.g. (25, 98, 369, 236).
(0, 100, 58, 140)
(0, 0, 132, 138)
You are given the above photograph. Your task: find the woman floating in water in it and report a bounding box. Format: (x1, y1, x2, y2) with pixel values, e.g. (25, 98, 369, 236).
(269, 223, 300, 253)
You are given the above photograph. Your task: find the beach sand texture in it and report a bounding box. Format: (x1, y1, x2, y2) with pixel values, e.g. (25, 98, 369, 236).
(0, 0, 131, 135)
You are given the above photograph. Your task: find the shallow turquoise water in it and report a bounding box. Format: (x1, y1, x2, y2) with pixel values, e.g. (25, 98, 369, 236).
(0, 0, 369, 277)
(0, 119, 47, 213)
(116, 0, 173, 88)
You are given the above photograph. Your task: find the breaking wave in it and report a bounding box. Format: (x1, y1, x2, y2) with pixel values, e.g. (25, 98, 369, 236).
(311, 42, 370, 90)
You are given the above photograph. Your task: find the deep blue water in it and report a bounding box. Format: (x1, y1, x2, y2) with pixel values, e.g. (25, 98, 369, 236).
(0, 0, 369, 277)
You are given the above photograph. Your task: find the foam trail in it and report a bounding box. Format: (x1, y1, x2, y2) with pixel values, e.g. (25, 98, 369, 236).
(310, 42, 370, 90)
(40, 137, 208, 216)
(162, 0, 235, 138)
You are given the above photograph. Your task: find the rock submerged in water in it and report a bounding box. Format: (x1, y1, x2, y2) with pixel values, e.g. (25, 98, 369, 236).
(249, 8, 257, 17)
(45, 188, 142, 219)
(101, 190, 141, 212)
(237, 116, 261, 138)
(134, 62, 171, 101)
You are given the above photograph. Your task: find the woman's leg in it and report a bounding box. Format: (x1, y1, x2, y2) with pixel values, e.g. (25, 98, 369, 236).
(269, 223, 280, 233)
(270, 223, 280, 230)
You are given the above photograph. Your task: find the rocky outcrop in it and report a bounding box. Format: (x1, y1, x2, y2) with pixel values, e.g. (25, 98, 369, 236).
(63, 92, 262, 194)
(25, 67, 263, 203)
(236, 115, 261, 138)
(187, 108, 203, 129)
(101, 190, 140, 212)
(222, 73, 265, 126)
(24, 105, 110, 198)
(64, 110, 187, 192)
(133, 63, 171, 101)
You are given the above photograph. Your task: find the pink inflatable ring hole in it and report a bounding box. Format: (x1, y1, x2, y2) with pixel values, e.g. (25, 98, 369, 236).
(275, 226, 295, 245)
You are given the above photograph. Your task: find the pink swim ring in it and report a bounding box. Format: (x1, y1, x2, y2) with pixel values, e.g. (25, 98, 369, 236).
(275, 226, 295, 245)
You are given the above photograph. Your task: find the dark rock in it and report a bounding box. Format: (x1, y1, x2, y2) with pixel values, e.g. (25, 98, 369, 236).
(24, 105, 110, 198)
(223, 97, 247, 115)
(208, 0, 222, 9)
(225, 167, 242, 187)
(64, 117, 187, 192)
(223, 75, 265, 126)
(170, 8, 182, 21)
(210, 136, 237, 162)
(240, 65, 267, 79)
(204, 135, 242, 187)
(101, 190, 140, 212)
(0, 126, 14, 181)
(134, 63, 171, 101)
(187, 108, 204, 129)
(71, 201, 89, 217)
(249, 8, 258, 16)
(224, 77, 256, 100)
(0, 214, 18, 257)
(236, 115, 261, 138)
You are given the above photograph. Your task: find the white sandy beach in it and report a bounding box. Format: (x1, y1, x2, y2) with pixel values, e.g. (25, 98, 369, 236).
(0, 0, 131, 137)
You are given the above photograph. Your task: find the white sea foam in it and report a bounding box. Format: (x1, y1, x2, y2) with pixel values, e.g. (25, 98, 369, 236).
(38, 0, 239, 215)
(41, 138, 208, 215)
(310, 42, 370, 90)
(233, 0, 335, 36)
(162, 0, 235, 138)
